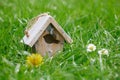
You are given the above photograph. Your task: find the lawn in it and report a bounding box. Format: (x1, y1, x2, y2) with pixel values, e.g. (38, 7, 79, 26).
(0, 0, 120, 80)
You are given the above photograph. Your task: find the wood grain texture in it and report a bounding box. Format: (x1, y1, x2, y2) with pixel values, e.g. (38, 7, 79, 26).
(21, 15, 51, 47)
(35, 27, 64, 56)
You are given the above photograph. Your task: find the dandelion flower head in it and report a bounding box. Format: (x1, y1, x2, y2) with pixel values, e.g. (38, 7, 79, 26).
(26, 54, 43, 67)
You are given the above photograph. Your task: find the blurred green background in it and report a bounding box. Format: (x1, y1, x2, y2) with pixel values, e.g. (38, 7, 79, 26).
(0, 0, 120, 80)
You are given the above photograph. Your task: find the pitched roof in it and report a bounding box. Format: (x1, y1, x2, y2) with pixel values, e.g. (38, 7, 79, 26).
(21, 14, 73, 47)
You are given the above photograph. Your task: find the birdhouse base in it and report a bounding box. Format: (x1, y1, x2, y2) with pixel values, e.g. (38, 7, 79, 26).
(33, 44, 63, 57)
(34, 39, 64, 57)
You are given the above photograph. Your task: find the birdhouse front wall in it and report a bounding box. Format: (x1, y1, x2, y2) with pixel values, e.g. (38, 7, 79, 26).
(34, 24, 64, 56)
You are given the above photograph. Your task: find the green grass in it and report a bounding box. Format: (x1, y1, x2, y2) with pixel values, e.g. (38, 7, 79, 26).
(0, 0, 120, 80)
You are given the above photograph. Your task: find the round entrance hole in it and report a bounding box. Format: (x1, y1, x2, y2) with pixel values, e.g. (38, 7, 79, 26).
(43, 34, 60, 44)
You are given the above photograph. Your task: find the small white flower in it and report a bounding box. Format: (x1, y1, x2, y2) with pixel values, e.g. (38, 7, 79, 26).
(87, 44, 96, 52)
(98, 49, 109, 56)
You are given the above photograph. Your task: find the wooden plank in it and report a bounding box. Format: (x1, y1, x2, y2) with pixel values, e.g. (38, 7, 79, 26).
(35, 29, 64, 57)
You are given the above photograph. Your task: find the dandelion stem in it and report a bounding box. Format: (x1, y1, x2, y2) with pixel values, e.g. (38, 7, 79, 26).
(99, 54, 103, 71)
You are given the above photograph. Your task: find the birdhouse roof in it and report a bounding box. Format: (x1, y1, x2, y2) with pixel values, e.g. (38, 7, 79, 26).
(21, 14, 73, 47)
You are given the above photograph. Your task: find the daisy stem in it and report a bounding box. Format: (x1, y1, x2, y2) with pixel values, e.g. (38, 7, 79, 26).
(99, 54, 103, 71)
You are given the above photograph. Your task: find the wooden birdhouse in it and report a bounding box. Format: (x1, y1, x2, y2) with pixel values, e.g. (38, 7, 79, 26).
(21, 13, 73, 57)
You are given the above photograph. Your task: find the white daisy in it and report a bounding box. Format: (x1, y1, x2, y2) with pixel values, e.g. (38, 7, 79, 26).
(87, 44, 96, 52)
(98, 49, 109, 56)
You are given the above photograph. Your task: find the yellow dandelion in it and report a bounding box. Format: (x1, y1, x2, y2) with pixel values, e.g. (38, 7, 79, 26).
(26, 54, 43, 67)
